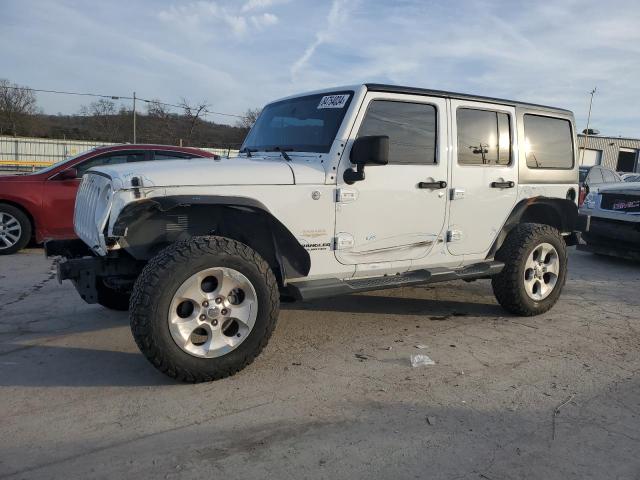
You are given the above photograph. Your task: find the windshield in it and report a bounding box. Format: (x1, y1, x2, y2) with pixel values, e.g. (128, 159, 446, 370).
(241, 91, 353, 153)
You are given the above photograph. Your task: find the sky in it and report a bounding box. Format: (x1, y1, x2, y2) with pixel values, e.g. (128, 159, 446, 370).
(1, 0, 639, 137)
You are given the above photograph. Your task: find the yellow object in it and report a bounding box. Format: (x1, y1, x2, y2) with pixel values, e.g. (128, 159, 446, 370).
(0, 160, 54, 167)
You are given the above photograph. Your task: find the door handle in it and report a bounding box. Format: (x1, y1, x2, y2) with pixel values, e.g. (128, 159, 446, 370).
(490, 181, 515, 189)
(418, 180, 447, 189)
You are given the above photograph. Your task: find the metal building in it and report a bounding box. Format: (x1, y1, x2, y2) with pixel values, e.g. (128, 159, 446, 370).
(578, 134, 640, 172)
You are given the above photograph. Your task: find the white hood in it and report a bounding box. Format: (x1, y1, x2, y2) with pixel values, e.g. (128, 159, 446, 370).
(89, 155, 327, 189)
(90, 156, 294, 190)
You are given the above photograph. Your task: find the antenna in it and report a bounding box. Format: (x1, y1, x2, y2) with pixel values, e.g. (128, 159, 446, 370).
(580, 87, 597, 165)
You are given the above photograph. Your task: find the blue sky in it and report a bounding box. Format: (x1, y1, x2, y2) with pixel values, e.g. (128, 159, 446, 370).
(2, 0, 639, 136)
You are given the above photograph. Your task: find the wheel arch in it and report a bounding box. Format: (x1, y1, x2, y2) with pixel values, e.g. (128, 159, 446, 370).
(111, 195, 311, 286)
(0, 199, 36, 240)
(487, 197, 578, 259)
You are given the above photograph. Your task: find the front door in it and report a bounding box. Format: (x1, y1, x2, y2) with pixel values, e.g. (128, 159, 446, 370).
(335, 93, 448, 267)
(448, 100, 518, 256)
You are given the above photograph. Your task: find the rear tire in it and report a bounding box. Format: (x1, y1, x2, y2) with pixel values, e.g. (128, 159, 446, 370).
(492, 223, 567, 316)
(130, 236, 279, 383)
(0, 204, 31, 255)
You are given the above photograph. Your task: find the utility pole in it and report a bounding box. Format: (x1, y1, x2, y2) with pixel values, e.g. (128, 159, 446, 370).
(580, 87, 597, 165)
(133, 91, 137, 144)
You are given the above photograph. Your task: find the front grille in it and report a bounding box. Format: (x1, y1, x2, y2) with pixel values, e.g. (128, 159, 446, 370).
(600, 193, 640, 213)
(74, 173, 112, 253)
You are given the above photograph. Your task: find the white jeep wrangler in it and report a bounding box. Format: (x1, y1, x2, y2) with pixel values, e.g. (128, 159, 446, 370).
(48, 84, 579, 382)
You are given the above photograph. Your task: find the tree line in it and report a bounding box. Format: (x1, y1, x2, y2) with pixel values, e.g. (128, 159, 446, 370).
(0, 78, 261, 149)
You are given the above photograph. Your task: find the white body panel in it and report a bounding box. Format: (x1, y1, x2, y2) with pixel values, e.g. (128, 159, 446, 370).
(93, 156, 295, 187)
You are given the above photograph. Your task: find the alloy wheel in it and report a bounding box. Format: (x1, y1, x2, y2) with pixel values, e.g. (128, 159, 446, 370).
(168, 267, 258, 358)
(0, 212, 22, 250)
(523, 242, 559, 301)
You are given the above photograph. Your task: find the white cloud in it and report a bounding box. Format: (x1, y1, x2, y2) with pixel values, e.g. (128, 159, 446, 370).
(157, 1, 279, 38)
(250, 12, 278, 28)
(290, 0, 353, 80)
(241, 0, 275, 12)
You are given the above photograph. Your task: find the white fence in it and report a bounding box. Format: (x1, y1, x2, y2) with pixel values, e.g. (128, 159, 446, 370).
(0, 136, 239, 171)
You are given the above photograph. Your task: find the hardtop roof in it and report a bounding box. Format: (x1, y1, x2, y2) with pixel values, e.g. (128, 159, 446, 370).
(365, 83, 573, 114)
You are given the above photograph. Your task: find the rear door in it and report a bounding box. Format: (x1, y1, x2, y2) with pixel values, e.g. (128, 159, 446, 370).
(448, 100, 518, 256)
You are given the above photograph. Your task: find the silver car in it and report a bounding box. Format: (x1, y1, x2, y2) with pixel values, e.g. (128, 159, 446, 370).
(578, 182, 640, 260)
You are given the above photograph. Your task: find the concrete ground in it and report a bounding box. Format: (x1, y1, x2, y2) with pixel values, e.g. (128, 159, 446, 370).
(0, 248, 638, 479)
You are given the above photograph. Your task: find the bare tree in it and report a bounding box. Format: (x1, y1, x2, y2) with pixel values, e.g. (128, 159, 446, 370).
(0, 79, 38, 136)
(179, 98, 209, 145)
(79, 99, 121, 141)
(146, 99, 176, 143)
(236, 108, 262, 130)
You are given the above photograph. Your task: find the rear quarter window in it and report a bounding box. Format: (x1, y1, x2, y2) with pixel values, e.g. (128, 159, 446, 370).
(524, 114, 574, 169)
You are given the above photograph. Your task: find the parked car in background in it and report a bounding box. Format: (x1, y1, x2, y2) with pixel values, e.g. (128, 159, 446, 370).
(578, 182, 640, 260)
(621, 173, 640, 183)
(578, 165, 622, 205)
(0, 144, 219, 254)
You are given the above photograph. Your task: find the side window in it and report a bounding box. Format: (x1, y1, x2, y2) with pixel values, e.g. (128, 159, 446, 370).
(153, 151, 195, 160)
(357, 100, 437, 165)
(77, 152, 146, 176)
(524, 114, 574, 169)
(602, 169, 619, 183)
(587, 168, 604, 184)
(457, 108, 511, 165)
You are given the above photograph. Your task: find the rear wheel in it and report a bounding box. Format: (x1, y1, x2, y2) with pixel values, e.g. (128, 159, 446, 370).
(130, 236, 279, 382)
(0, 204, 31, 255)
(492, 223, 567, 316)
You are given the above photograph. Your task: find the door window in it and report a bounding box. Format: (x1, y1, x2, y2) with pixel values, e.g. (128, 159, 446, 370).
(153, 151, 198, 160)
(457, 108, 511, 165)
(524, 114, 574, 169)
(77, 152, 146, 176)
(357, 100, 437, 165)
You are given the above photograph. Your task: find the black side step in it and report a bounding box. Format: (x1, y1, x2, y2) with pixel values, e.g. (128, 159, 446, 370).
(287, 261, 504, 301)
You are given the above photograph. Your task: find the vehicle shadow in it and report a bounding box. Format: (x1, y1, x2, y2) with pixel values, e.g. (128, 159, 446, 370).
(0, 344, 174, 387)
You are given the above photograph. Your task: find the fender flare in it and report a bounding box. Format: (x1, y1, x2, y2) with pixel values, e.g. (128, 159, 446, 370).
(487, 196, 578, 258)
(111, 195, 311, 282)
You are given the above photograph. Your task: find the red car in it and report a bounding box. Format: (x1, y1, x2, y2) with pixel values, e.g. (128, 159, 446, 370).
(0, 144, 218, 254)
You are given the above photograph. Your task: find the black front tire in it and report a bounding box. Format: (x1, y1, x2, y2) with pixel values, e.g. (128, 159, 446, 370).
(130, 236, 279, 383)
(0, 204, 31, 255)
(491, 223, 568, 316)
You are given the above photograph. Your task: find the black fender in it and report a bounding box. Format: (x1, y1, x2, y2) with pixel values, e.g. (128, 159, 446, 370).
(487, 197, 578, 259)
(111, 195, 311, 283)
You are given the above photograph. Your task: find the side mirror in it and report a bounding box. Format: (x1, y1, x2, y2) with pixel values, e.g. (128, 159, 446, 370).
(350, 135, 389, 166)
(344, 135, 389, 184)
(56, 168, 78, 180)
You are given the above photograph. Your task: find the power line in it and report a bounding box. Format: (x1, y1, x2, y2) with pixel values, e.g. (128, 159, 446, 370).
(1, 84, 248, 119)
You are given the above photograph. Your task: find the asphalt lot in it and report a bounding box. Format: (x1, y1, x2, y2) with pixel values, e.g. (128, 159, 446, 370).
(1, 248, 639, 479)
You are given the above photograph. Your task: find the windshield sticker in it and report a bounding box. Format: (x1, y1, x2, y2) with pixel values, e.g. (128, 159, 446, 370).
(318, 94, 350, 109)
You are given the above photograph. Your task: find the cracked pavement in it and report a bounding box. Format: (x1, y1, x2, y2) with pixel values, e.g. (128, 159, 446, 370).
(0, 248, 639, 479)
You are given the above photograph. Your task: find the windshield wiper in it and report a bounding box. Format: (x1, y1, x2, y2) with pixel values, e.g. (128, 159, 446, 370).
(270, 146, 293, 162)
(240, 147, 257, 157)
